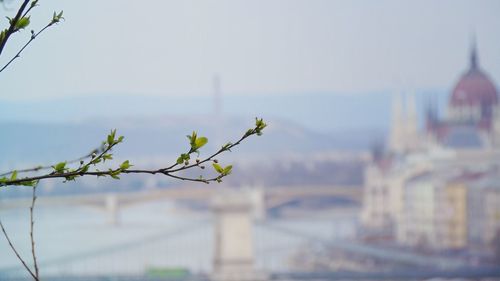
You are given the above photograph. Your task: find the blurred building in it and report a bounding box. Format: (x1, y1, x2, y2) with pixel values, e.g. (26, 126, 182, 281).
(467, 172, 500, 250)
(389, 39, 500, 153)
(397, 169, 468, 250)
(361, 40, 500, 253)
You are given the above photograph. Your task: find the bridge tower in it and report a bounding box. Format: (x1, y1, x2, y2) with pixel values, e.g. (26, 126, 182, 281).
(105, 193, 120, 226)
(211, 188, 267, 281)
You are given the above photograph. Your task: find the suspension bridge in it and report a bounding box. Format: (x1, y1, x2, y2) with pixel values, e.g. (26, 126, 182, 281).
(1, 187, 498, 281)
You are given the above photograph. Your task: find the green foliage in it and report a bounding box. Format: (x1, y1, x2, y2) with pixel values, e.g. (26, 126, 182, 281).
(15, 16, 30, 31)
(0, 29, 6, 45)
(187, 131, 209, 153)
(254, 117, 267, 136)
(51, 11, 64, 25)
(177, 153, 190, 165)
(107, 129, 116, 145)
(0, 117, 268, 186)
(212, 163, 223, 173)
(177, 131, 209, 165)
(0, 1, 267, 278)
(195, 137, 208, 150)
(0, 116, 267, 187)
(30, 0, 39, 9)
(212, 163, 232, 176)
(120, 160, 132, 170)
(52, 162, 67, 173)
(10, 170, 17, 181)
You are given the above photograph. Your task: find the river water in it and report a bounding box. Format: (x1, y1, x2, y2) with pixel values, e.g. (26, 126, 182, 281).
(0, 200, 358, 278)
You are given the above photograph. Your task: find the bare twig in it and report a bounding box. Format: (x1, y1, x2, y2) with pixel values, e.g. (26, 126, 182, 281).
(0, 219, 37, 280)
(0, 22, 54, 73)
(0, 145, 105, 177)
(29, 184, 39, 280)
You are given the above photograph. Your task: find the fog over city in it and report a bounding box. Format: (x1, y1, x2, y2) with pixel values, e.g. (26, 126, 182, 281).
(1, 1, 500, 281)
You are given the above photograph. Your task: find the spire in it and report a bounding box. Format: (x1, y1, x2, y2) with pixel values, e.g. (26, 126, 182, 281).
(406, 91, 419, 150)
(407, 92, 418, 135)
(470, 33, 478, 70)
(389, 92, 404, 153)
(425, 95, 433, 121)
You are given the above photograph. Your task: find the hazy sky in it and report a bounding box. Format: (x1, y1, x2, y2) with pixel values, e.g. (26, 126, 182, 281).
(1, 0, 499, 101)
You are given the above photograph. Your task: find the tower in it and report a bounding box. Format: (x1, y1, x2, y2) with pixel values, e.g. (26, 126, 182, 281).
(470, 33, 478, 71)
(389, 91, 420, 153)
(405, 91, 419, 150)
(212, 189, 267, 281)
(389, 92, 405, 153)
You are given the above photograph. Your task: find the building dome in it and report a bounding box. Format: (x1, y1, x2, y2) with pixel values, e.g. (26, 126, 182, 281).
(450, 69, 498, 108)
(448, 42, 498, 123)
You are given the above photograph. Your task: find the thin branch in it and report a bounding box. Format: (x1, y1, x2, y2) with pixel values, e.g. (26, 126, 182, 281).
(0, 121, 267, 187)
(0, 0, 30, 56)
(0, 22, 53, 73)
(0, 145, 105, 177)
(167, 130, 251, 173)
(2, 153, 222, 185)
(0, 219, 37, 280)
(21, 1, 36, 19)
(164, 173, 222, 183)
(29, 184, 40, 280)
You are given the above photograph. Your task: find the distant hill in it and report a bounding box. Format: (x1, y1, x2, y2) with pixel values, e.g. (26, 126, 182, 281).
(0, 115, 371, 197)
(0, 115, 382, 168)
(1, 88, 452, 165)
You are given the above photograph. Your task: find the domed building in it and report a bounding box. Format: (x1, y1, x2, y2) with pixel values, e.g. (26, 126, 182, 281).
(448, 42, 498, 128)
(425, 40, 500, 149)
(362, 40, 500, 247)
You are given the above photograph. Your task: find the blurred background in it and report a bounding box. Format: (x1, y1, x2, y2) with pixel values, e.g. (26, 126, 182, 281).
(1, 0, 500, 280)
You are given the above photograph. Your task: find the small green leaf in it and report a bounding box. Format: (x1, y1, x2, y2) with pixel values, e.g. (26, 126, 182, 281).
(194, 137, 208, 149)
(107, 129, 116, 145)
(64, 175, 77, 182)
(10, 171, 17, 181)
(255, 117, 267, 135)
(223, 165, 232, 176)
(20, 180, 38, 187)
(187, 131, 198, 149)
(177, 153, 190, 165)
(53, 162, 66, 173)
(120, 160, 131, 170)
(15, 16, 30, 30)
(187, 131, 196, 142)
(222, 142, 232, 150)
(103, 154, 113, 162)
(0, 29, 7, 44)
(80, 165, 89, 173)
(52, 10, 64, 24)
(176, 156, 184, 165)
(212, 163, 224, 173)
